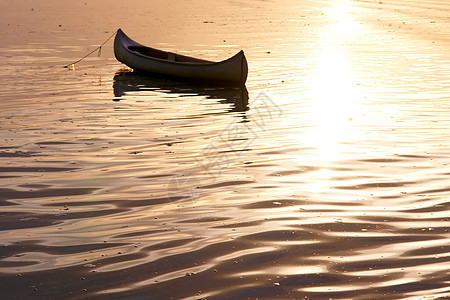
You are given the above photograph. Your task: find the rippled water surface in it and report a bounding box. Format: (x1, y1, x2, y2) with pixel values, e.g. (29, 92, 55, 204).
(1, 0, 449, 299)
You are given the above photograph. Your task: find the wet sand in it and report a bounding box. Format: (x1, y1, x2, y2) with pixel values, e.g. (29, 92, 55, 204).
(1, 0, 450, 299)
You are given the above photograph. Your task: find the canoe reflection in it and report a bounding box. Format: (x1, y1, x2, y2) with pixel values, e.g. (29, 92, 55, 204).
(113, 70, 249, 112)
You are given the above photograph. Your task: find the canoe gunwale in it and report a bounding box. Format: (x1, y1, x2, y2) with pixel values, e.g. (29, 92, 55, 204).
(126, 46, 243, 67)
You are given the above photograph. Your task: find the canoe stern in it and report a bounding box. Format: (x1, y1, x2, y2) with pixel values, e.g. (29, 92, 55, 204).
(240, 50, 248, 85)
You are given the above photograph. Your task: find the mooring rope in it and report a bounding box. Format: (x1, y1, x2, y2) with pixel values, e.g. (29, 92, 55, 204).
(63, 29, 118, 69)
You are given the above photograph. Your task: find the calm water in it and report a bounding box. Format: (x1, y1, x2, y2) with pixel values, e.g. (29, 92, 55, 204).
(1, 0, 449, 299)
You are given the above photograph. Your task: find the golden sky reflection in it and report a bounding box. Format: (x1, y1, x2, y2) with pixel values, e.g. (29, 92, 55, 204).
(1, 0, 449, 298)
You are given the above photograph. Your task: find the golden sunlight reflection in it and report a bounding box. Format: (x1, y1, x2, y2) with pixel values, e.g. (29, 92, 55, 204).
(305, 0, 363, 162)
(324, 0, 362, 40)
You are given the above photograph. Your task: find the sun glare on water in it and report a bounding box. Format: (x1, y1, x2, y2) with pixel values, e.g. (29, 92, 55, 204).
(305, 0, 364, 162)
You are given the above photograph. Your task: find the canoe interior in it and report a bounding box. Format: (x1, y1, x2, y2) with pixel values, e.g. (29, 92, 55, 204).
(128, 46, 211, 64)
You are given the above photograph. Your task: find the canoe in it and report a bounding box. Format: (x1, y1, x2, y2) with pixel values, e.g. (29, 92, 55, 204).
(114, 29, 248, 85)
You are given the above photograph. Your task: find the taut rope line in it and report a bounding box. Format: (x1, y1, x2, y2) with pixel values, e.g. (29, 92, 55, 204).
(63, 30, 117, 69)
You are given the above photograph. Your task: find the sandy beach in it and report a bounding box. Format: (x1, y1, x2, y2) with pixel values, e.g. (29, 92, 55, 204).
(1, 0, 449, 298)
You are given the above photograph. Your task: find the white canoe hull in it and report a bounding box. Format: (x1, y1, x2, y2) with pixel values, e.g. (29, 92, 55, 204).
(114, 29, 248, 85)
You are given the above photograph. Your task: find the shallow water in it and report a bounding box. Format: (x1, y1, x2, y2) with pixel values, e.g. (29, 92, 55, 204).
(1, 0, 449, 299)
